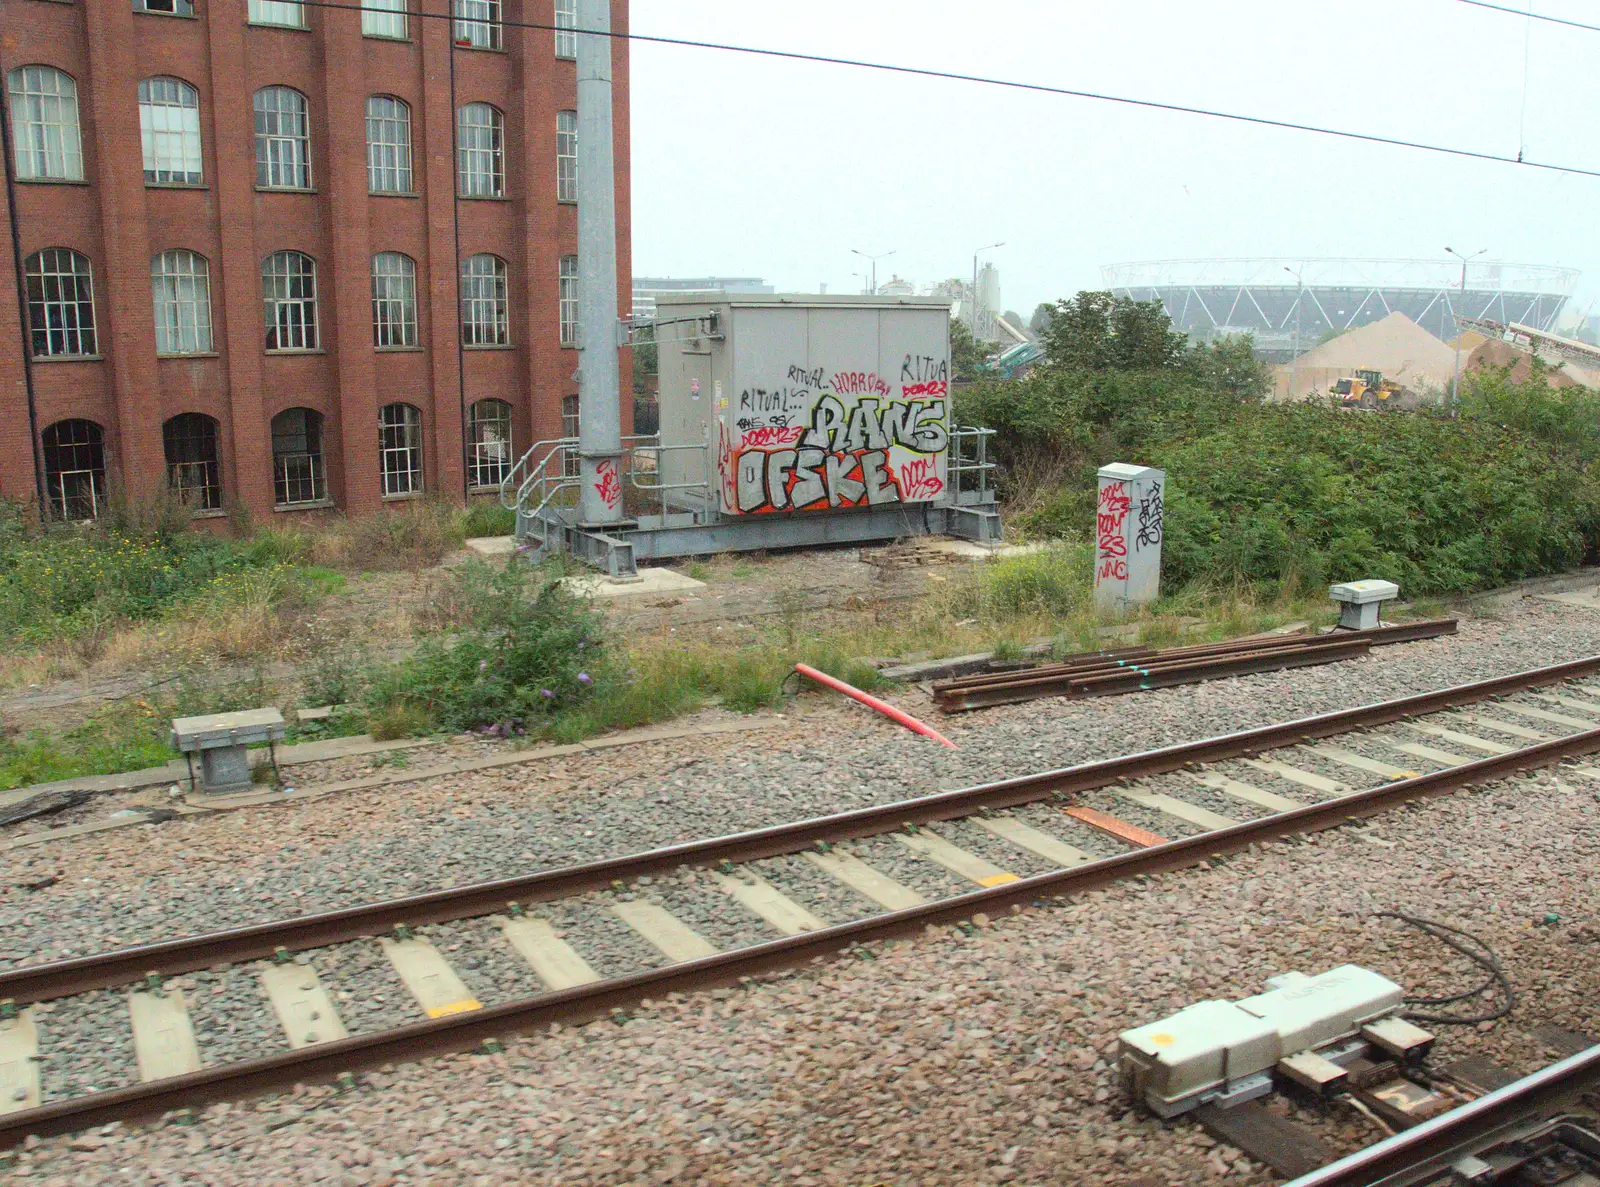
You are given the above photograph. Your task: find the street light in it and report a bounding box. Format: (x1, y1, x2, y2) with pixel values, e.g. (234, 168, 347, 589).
(851, 248, 896, 296)
(850, 271, 870, 295)
(972, 242, 1005, 337)
(1445, 246, 1488, 412)
(1283, 265, 1304, 400)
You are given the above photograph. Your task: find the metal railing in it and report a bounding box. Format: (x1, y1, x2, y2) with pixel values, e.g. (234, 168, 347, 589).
(947, 426, 996, 505)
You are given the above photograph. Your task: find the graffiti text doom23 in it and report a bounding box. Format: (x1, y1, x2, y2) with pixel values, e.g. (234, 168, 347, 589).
(729, 355, 950, 514)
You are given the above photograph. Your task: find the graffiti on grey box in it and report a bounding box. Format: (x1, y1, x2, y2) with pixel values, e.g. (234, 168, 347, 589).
(721, 355, 949, 514)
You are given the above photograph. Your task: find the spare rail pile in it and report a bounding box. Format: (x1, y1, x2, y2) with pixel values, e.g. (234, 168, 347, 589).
(932, 619, 1459, 712)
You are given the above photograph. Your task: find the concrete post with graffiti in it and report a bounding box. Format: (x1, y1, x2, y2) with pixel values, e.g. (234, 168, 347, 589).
(1094, 463, 1165, 613)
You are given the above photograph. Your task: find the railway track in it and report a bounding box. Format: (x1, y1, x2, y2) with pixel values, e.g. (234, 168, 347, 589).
(6, 655, 1600, 1150)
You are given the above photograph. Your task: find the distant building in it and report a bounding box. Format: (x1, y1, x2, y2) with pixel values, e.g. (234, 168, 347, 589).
(632, 277, 772, 320)
(876, 274, 915, 298)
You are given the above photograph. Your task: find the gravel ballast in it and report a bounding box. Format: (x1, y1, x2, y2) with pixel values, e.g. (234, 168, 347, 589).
(2, 600, 1600, 1182)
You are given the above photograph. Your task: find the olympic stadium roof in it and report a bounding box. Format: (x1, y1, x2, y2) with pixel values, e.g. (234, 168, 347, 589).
(1100, 258, 1580, 358)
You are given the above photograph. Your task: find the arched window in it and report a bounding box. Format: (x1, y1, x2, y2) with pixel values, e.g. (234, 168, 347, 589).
(151, 250, 213, 355)
(162, 413, 222, 511)
(6, 66, 83, 181)
(25, 248, 96, 357)
(42, 419, 105, 520)
(371, 252, 418, 347)
(261, 250, 318, 351)
(456, 103, 504, 197)
(554, 0, 577, 58)
(460, 253, 508, 346)
(558, 254, 578, 346)
(468, 399, 513, 489)
(454, 0, 501, 49)
(138, 77, 203, 184)
(253, 86, 310, 189)
(556, 109, 576, 202)
(365, 96, 412, 193)
(378, 402, 422, 496)
(271, 407, 326, 506)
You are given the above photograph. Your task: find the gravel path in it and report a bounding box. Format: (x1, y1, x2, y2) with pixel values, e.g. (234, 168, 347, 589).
(3, 599, 1600, 1181)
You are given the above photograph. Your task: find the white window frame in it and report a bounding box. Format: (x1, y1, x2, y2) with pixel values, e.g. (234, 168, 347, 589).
(379, 402, 423, 497)
(561, 393, 580, 477)
(152, 249, 214, 356)
(271, 407, 327, 506)
(136, 0, 196, 14)
(365, 95, 413, 194)
(26, 248, 97, 358)
(43, 419, 106, 521)
(556, 109, 577, 203)
(460, 253, 508, 346)
(467, 399, 513, 489)
(138, 76, 203, 185)
(454, 0, 502, 50)
(248, 0, 306, 28)
(262, 250, 319, 352)
(371, 251, 418, 348)
(559, 254, 578, 347)
(361, 0, 408, 39)
(554, 0, 577, 59)
(253, 86, 311, 189)
(456, 103, 504, 197)
(7, 66, 85, 182)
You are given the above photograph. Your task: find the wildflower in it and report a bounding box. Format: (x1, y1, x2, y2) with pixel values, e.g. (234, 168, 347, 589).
(577, 672, 592, 686)
(539, 688, 554, 699)
(478, 659, 488, 672)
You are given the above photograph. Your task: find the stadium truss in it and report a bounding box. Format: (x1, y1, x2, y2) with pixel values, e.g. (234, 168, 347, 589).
(1101, 258, 1579, 358)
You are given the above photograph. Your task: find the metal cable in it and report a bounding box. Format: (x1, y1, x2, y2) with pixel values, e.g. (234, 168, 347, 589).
(1371, 910, 1517, 1025)
(284, 0, 1600, 180)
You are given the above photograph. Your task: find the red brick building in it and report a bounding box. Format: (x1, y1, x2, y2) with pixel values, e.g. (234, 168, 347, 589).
(0, 0, 631, 522)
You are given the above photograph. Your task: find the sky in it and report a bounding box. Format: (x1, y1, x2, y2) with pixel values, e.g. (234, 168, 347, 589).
(627, 0, 1600, 324)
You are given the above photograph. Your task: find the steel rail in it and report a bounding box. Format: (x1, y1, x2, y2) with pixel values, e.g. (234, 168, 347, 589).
(2, 654, 1598, 1007)
(1282, 1042, 1600, 1186)
(5, 714, 1600, 1147)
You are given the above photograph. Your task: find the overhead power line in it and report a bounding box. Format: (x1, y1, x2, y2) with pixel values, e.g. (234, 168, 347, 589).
(1452, 0, 1600, 35)
(293, 0, 1600, 180)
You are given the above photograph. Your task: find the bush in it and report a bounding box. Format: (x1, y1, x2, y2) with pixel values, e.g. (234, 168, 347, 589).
(366, 560, 603, 733)
(1144, 406, 1600, 595)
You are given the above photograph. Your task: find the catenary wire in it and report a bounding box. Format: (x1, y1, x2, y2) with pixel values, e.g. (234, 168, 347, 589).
(288, 0, 1600, 180)
(1453, 0, 1600, 34)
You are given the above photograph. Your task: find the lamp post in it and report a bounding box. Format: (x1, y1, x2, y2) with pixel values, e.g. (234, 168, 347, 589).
(851, 248, 896, 296)
(972, 242, 1004, 337)
(1283, 265, 1304, 399)
(851, 271, 870, 296)
(1446, 246, 1488, 412)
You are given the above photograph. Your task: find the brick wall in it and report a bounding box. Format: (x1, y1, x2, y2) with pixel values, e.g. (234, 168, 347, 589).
(0, 0, 632, 520)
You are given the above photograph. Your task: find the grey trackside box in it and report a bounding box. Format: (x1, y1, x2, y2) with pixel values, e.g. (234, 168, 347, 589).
(1329, 579, 1400, 630)
(656, 294, 955, 518)
(170, 708, 287, 795)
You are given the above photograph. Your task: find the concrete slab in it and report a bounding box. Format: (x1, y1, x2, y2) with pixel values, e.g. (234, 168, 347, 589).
(610, 901, 718, 963)
(496, 916, 601, 990)
(921, 539, 1047, 561)
(128, 990, 203, 1081)
(0, 1008, 40, 1114)
(380, 937, 481, 1019)
(562, 567, 706, 599)
(804, 849, 925, 911)
(464, 535, 517, 557)
(712, 872, 829, 936)
(1535, 586, 1600, 610)
(896, 829, 1019, 887)
(260, 964, 348, 1049)
(1120, 789, 1240, 832)
(973, 815, 1093, 867)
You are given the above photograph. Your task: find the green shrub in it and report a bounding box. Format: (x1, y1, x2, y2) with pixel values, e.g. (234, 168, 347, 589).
(1147, 407, 1599, 595)
(460, 500, 516, 539)
(366, 560, 603, 733)
(948, 544, 1094, 619)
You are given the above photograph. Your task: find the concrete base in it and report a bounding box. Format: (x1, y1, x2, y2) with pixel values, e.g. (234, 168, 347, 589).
(921, 539, 1045, 561)
(464, 535, 517, 557)
(561, 567, 707, 599)
(1536, 586, 1600, 610)
(199, 745, 254, 795)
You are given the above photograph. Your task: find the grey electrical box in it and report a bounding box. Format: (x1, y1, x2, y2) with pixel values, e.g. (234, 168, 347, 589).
(1329, 579, 1400, 629)
(655, 294, 954, 518)
(171, 708, 286, 795)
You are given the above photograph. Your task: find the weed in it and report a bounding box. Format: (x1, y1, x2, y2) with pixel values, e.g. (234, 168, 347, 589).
(686, 561, 711, 581)
(730, 562, 755, 579)
(370, 703, 432, 741)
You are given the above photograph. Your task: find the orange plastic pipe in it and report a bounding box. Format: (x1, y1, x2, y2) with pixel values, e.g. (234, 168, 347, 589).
(793, 663, 958, 749)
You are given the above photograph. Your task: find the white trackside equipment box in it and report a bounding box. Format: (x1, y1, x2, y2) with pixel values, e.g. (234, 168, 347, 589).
(1118, 965, 1408, 1117)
